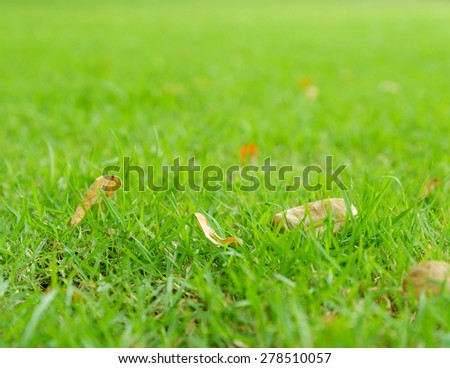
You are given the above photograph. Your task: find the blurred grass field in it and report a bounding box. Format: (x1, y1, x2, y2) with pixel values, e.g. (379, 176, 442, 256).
(0, 0, 449, 347)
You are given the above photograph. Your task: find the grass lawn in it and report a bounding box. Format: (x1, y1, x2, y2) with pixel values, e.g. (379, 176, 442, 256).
(0, 0, 449, 347)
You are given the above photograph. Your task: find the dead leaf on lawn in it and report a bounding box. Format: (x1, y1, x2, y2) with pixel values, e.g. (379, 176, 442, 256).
(68, 175, 121, 227)
(240, 143, 258, 163)
(297, 75, 314, 90)
(403, 261, 450, 299)
(420, 178, 440, 199)
(297, 76, 319, 100)
(194, 213, 241, 246)
(272, 198, 358, 234)
(305, 85, 320, 101)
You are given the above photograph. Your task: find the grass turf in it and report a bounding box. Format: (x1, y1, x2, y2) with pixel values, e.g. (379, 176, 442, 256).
(0, 0, 449, 347)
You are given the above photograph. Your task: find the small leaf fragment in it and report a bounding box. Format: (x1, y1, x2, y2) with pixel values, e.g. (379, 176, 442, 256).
(305, 85, 320, 101)
(297, 75, 319, 100)
(272, 198, 358, 234)
(420, 178, 440, 199)
(194, 213, 240, 246)
(68, 175, 121, 227)
(297, 75, 313, 90)
(239, 143, 258, 163)
(403, 261, 450, 299)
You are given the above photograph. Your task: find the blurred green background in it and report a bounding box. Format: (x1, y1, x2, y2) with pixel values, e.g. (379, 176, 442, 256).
(0, 0, 449, 347)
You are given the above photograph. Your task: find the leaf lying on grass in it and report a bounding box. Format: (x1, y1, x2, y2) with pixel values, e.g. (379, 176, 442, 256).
(403, 261, 450, 299)
(305, 85, 320, 101)
(68, 175, 121, 227)
(272, 198, 358, 234)
(297, 75, 314, 90)
(420, 178, 440, 199)
(194, 213, 241, 246)
(297, 75, 319, 100)
(239, 143, 258, 163)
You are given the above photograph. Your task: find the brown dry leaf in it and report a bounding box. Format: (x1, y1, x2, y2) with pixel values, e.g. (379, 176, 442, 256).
(239, 143, 258, 163)
(420, 178, 440, 199)
(297, 75, 314, 90)
(194, 213, 240, 246)
(403, 261, 450, 299)
(297, 76, 319, 100)
(305, 85, 320, 101)
(272, 198, 358, 234)
(68, 175, 121, 227)
(323, 311, 339, 325)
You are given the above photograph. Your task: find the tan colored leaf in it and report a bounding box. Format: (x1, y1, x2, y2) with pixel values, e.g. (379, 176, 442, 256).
(297, 75, 314, 90)
(239, 143, 258, 163)
(305, 85, 320, 101)
(194, 213, 240, 246)
(403, 261, 450, 299)
(420, 178, 440, 199)
(272, 198, 358, 234)
(378, 80, 400, 94)
(68, 175, 121, 227)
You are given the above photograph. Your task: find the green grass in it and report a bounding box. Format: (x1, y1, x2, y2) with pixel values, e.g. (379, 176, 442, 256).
(0, 0, 449, 347)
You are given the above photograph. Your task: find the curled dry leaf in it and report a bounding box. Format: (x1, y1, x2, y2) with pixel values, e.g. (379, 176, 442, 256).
(272, 198, 358, 234)
(68, 175, 121, 227)
(403, 261, 450, 299)
(194, 213, 240, 246)
(420, 178, 440, 199)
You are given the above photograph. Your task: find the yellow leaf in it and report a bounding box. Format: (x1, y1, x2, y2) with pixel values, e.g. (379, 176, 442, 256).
(68, 175, 121, 227)
(305, 85, 320, 100)
(194, 213, 240, 246)
(420, 178, 440, 199)
(403, 261, 450, 299)
(239, 143, 258, 163)
(272, 198, 357, 234)
(297, 75, 313, 90)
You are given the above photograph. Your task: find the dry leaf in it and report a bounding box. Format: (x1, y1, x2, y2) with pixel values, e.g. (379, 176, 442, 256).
(420, 178, 440, 199)
(305, 85, 320, 101)
(68, 175, 121, 227)
(297, 76, 319, 100)
(403, 261, 450, 299)
(297, 75, 313, 90)
(272, 198, 358, 234)
(240, 143, 258, 163)
(194, 213, 240, 246)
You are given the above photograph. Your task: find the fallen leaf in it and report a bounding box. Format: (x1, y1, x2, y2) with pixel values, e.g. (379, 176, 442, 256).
(272, 198, 358, 234)
(403, 261, 450, 299)
(297, 75, 314, 90)
(420, 178, 440, 199)
(305, 85, 320, 101)
(240, 143, 258, 163)
(232, 340, 250, 348)
(323, 311, 339, 325)
(194, 213, 240, 246)
(297, 76, 319, 100)
(68, 175, 121, 227)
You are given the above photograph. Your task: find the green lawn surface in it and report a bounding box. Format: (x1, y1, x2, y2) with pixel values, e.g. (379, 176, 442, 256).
(0, 0, 449, 347)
